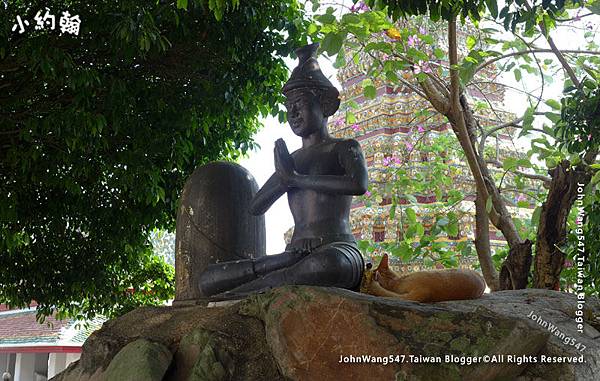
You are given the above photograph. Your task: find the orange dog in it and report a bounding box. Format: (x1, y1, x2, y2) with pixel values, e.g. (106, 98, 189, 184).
(361, 254, 486, 302)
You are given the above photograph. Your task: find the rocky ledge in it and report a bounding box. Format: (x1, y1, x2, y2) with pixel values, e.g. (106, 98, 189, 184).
(52, 287, 600, 381)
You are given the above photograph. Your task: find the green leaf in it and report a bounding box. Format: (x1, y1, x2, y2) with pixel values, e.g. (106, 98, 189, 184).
(513, 68, 522, 81)
(333, 49, 346, 69)
(545, 99, 561, 110)
(546, 157, 558, 168)
(341, 13, 361, 25)
(391, 242, 412, 262)
(486, 0, 499, 18)
(592, 171, 600, 185)
(466, 36, 477, 50)
(516, 158, 532, 168)
(347, 100, 359, 109)
(531, 206, 542, 226)
(363, 85, 377, 99)
(406, 208, 417, 223)
(522, 107, 535, 131)
(358, 240, 371, 252)
(345, 111, 356, 124)
(415, 223, 425, 237)
(177, 0, 188, 9)
(316, 13, 336, 24)
(545, 112, 561, 124)
(503, 157, 518, 170)
(459, 63, 476, 85)
(320, 32, 345, 56)
(485, 196, 493, 213)
(433, 48, 445, 60)
(312, 0, 319, 12)
(447, 221, 459, 237)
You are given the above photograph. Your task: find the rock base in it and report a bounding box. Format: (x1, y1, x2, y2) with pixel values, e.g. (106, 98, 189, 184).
(52, 287, 600, 381)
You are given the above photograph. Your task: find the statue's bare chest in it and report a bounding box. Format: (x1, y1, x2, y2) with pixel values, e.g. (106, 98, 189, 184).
(292, 145, 344, 176)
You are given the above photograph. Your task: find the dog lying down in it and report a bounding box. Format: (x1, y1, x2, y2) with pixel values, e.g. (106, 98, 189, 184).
(360, 254, 486, 302)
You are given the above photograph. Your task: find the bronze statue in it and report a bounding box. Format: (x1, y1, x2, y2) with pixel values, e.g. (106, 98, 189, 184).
(198, 43, 368, 298)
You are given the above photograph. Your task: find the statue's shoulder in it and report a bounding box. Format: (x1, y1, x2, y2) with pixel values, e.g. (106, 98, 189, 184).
(332, 138, 363, 153)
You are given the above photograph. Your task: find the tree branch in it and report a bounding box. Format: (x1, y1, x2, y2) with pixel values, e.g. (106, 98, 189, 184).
(486, 159, 552, 185)
(475, 49, 600, 74)
(474, 191, 499, 291)
(523, 1, 581, 88)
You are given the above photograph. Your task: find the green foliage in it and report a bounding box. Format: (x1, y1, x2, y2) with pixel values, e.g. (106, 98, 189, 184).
(313, 0, 598, 288)
(357, 131, 475, 268)
(362, 0, 581, 26)
(561, 186, 599, 296)
(0, 0, 307, 319)
(555, 84, 600, 155)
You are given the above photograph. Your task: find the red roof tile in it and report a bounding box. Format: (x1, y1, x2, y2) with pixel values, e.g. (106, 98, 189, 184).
(0, 310, 70, 343)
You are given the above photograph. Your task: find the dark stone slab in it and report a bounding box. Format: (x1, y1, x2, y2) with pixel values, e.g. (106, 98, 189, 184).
(174, 161, 266, 302)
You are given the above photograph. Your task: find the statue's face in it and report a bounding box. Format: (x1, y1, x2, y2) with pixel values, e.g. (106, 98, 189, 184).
(285, 90, 324, 137)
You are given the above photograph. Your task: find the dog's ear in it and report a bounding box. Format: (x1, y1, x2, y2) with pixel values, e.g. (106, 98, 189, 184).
(375, 253, 389, 272)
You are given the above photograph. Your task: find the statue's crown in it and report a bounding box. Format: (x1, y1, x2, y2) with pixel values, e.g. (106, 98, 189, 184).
(283, 43, 337, 94)
(282, 43, 340, 116)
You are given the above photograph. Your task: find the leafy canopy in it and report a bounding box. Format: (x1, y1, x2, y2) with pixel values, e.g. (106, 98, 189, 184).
(0, 0, 307, 319)
(359, 0, 582, 24)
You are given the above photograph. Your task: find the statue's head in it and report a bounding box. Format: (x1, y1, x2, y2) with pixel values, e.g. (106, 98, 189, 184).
(282, 43, 340, 137)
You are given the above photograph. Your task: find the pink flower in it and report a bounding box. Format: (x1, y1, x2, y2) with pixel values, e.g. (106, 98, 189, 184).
(407, 35, 420, 47)
(351, 123, 361, 132)
(393, 157, 402, 164)
(383, 157, 392, 166)
(414, 61, 432, 74)
(588, 134, 593, 141)
(564, 260, 573, 268)
(417, 125, 425, 133)
(333, 118, 344, 127)
(405, 142, 414, 150)
(365, 190, 372, 197)
(351, 1, 370, 12)
(419, 26, 427, 35)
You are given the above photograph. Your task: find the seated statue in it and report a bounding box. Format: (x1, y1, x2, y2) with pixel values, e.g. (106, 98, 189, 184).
(198, 43, 368, 298)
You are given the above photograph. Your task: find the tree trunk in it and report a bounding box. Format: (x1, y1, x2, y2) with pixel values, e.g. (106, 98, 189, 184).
(418, 18, 532, 290)
(499, 240, 533, 290)
(533, 160, 591, 289)
(475, 190, 499, 291)
(459, 93, 531, 290)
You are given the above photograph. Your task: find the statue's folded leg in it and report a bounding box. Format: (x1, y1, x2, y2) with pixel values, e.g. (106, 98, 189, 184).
(224, 242, 364, 295)
(197, 249, 309, 297)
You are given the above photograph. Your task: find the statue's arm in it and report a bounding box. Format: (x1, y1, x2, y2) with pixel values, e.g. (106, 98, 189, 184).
(248, 173, 287, 216)
(287, 140, 368, 195)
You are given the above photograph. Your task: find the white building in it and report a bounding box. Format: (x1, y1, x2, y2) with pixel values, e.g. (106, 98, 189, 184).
(0, 305, 103, 381)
